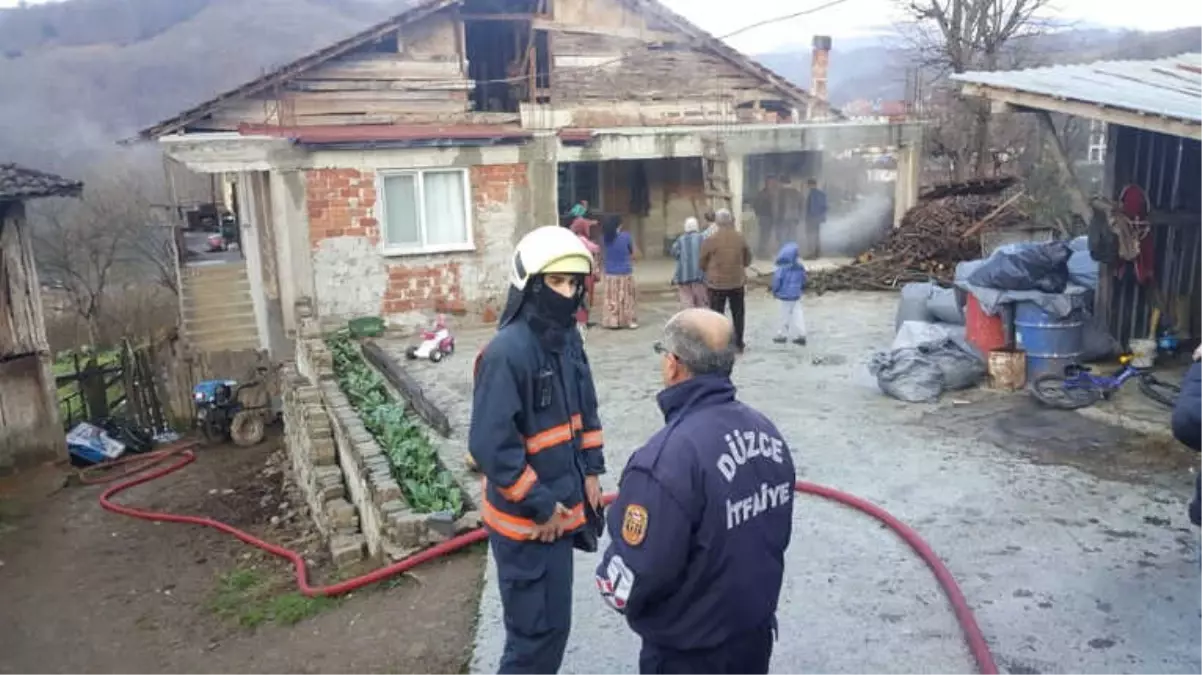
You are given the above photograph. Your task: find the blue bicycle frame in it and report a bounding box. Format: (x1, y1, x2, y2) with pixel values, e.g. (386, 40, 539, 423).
(1061, 362, 1142, 396)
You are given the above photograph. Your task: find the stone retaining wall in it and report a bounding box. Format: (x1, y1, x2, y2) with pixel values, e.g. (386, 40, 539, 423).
(285, 298, 477, 565)
(279, 359, 366, 568)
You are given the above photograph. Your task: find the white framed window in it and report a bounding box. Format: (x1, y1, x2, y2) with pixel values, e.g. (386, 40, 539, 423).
(378, 168, 473, 255)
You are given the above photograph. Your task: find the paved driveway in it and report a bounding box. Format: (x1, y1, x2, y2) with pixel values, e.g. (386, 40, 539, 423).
(401, 291, 1201, 674)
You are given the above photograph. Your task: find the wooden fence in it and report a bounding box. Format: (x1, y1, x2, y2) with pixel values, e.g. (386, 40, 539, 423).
(57, 336, 268, 433)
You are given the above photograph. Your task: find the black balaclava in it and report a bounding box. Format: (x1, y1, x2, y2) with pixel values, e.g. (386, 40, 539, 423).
(526, 274, 585, 329)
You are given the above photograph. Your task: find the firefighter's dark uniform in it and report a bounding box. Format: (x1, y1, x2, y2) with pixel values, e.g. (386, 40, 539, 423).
(596, 373, 796, 674)
(470, 299, 606, 674)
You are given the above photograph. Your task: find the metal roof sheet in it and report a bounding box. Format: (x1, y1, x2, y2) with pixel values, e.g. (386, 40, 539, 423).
(951, 53, 1202, 124)
(237, 123, 532, 144)
(0, 164, 83, 201)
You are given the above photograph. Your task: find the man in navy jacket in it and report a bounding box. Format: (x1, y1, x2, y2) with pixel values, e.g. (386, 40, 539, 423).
(1171, 354, 1201, 526)
(596, 308, 796, 674)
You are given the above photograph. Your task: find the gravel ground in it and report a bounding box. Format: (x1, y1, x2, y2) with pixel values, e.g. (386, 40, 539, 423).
(400, 291, 1201, 675)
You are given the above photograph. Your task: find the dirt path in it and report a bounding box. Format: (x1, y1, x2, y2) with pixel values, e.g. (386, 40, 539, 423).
(0, 436, 484, 674)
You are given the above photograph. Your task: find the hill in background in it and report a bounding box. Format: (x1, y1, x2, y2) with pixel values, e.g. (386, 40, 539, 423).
(1, 0, 1198, 170)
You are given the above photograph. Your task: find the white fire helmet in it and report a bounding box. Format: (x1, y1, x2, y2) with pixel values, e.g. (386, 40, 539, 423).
(508, 225, 593, 292)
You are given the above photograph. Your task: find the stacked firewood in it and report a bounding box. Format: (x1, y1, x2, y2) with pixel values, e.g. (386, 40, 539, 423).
(806, 189, 1029, 294)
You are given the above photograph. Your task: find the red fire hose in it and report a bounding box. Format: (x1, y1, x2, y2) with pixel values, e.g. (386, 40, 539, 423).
(84, 443, 998, 674)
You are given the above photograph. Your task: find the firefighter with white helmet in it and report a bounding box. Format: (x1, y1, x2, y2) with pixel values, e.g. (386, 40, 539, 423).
(468, 225, 607, 673)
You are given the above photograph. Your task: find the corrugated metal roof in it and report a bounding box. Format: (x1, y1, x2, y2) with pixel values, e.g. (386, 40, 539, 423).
(0, 164, 83, 201)
(951, 53, 1202, 124)
(237, 123, 532, 144)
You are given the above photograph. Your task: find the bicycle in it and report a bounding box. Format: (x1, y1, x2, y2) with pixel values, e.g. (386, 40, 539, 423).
(1029, 355, 1181, 410)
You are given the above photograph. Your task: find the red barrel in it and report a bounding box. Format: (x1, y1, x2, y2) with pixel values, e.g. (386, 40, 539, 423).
(965, 293, 1007, 354)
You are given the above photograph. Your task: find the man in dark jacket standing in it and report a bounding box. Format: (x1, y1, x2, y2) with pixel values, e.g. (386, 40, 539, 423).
(596, 308, 796, 674)
(1171, 354, 1201, 526)
(804, 178, 828, 259)
(470, 226, 607, 674)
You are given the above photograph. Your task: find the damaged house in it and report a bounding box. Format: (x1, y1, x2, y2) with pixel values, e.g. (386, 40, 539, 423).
(140, 0, 922, 354)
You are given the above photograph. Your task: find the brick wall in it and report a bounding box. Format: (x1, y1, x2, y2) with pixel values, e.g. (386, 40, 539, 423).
(306, 162, 527, 327)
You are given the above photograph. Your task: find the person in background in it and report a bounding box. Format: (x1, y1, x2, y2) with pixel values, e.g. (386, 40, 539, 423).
(569, 199, 591, 220)
(1171, 348, 1201, 526)
(571, 218, 601, 335)
(769, 241, 808, 346)
(752, 176, 779, 259)
(596, 308, 795, 674)
(777, 176, 804, 258)
(469, 226, 607, 674)
(701, 210, 718, 239)
(671, 217, 708, 309)
(804, 178, 828, 259)
(601, 215, 639, 330)
(700, 209, 751, 353)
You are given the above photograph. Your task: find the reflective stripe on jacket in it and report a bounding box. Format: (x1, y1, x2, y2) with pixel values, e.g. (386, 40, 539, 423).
(470, 317, 605, 541)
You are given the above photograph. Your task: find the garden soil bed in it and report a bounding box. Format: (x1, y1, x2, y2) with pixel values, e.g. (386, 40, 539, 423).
(0, 432, 485, 674)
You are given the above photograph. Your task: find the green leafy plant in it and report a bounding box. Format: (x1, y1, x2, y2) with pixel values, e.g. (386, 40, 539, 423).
(326, 331, 463, 515)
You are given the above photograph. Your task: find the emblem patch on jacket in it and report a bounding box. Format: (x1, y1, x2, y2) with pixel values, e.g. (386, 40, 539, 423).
(621, 504, 648, 546)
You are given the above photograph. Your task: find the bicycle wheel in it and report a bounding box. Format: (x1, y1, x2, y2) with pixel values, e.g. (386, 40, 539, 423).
(1030, 373, 1104, 409)
(1138, 373, 1181, 408)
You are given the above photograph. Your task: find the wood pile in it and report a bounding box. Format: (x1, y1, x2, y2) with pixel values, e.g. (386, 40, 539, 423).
(807, 189, 1029, 294)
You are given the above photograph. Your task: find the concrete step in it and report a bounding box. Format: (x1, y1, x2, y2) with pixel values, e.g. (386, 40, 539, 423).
(182, 301, 257, 323)
(183, 284, 253, 308)
(182, 262, 249, 280)
(184, 317, 258, 341)
(191, 335, 261, 353)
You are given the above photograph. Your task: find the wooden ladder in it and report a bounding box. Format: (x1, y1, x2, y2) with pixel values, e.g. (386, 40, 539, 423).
(700, 134, 732, 215)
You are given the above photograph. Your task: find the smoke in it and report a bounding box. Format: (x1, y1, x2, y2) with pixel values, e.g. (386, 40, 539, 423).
(819, 192, 894, 257)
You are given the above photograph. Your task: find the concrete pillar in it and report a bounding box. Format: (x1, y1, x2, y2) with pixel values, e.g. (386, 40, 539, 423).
(893, 141, 921, 227)
(269, 170, 296, 334)
(728, 153, 746, 231)
(524, 135, 560, 233)
(236, 172, 272, 353)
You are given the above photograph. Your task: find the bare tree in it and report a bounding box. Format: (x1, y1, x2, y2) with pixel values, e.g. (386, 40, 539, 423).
(902, 0, 1052, 178)
(31, 162, 174, 346)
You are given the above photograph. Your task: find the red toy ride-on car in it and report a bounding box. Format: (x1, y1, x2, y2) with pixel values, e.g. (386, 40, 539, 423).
(405, 315, 455, 363)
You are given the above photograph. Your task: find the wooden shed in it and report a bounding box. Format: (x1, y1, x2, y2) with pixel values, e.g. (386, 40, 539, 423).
(0, 164, 83, 474)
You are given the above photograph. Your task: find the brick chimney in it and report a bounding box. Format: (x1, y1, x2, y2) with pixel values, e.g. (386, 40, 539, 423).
(808, 35, 832, 119)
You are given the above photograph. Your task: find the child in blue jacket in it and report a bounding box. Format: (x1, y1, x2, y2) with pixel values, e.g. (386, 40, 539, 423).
(770, 241, 808, 346)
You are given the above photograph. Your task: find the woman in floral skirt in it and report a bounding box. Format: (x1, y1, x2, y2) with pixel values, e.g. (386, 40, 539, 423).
(600, 215, 638, 329)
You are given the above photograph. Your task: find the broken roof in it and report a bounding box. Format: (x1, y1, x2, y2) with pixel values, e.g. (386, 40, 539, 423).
(138, 0, 833, 140)
(0, 164, 84, 201)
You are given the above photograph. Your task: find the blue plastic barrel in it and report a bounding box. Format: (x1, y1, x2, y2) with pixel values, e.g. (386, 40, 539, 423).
(1014, 301, 1085, 380)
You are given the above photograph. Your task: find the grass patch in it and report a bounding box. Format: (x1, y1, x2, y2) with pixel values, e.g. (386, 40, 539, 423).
(209, 566, 340, 628)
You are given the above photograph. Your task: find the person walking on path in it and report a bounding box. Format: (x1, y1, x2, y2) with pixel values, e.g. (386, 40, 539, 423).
(671, 217, 708, 309)
(804, 178, 828, 259)
(571, 218, 601, 334)
(469, 225, 608, 674)
(769, 241, 808, 346)
(700, 209, 751, 352)
(601, 215, 639, 329)
(596, 308, 796, 674)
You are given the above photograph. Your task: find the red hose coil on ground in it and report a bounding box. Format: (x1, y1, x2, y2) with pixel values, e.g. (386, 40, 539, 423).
(86, 443, 998, 674)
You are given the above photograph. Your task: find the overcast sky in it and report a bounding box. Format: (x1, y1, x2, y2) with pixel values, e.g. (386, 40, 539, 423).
(0, 0, 1198, 53)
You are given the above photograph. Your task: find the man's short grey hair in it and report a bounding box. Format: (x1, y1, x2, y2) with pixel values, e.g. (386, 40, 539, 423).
(714, 208, 734, 226)
(662, 314, 737, 377)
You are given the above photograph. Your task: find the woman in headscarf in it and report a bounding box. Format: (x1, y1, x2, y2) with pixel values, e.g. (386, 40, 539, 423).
(571, 217, 600, 333)
(671, 216, 708, 308)
(601, 215, 639, 329)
